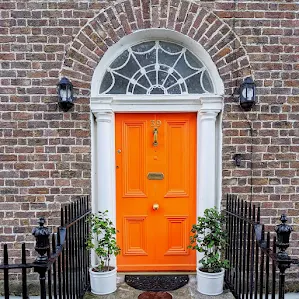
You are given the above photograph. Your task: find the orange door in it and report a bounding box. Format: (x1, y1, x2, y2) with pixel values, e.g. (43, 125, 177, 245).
(116, 113, 196, 271)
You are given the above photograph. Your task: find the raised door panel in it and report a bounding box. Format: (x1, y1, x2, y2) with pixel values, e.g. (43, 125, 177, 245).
(164, 120, 189, 197)
(164, 216, 188, 255)
(122, 121, 147, 197)
(123, 216, 148, 256)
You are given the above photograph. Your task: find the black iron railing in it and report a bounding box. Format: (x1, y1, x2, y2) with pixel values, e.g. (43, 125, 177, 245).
(225, 194, 298, 299)
(0, 195, 91, 299)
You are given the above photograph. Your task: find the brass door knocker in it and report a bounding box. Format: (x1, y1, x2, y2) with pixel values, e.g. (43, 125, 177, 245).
(151, 120, 161, 147)
(153, 128, 158, 146)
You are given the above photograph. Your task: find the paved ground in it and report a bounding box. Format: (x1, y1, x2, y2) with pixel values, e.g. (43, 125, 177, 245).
(84, 275, 235, 299)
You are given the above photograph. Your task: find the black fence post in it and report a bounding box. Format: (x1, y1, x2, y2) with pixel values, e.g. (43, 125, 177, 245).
(275, 214, 293, 299)
(32, 217, 51, 299)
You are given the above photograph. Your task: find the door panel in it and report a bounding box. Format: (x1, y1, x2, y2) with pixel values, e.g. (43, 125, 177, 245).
(165, 216, 188, 255)
(123, 216, 148, 255)
(165, 120, 189, 197)
(122, 121, 147, 197)
(116, 113, 196, 271)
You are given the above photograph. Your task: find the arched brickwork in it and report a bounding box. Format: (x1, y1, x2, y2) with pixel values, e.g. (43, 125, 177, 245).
(60, 0, 252, 97)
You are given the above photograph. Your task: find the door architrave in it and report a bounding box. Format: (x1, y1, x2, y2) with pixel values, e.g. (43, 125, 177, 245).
(90, 94, 223, 268)
(89, 29, 224, 268)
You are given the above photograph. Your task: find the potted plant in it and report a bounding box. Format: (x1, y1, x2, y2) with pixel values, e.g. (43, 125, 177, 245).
(189, 207, 229, 295)
(86, 210, 121, 295)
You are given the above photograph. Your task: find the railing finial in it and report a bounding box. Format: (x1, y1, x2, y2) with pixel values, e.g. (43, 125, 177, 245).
(275, 214, 293, 260)
(32, 217, 51, 264)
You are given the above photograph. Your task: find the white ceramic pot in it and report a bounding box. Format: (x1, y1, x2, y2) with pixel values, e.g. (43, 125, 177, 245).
(89, 267, 117, 295)
(196, 268, 225, 295)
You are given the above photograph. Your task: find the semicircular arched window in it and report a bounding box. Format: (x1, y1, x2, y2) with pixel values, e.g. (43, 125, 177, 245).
(99, 41, 214, 95)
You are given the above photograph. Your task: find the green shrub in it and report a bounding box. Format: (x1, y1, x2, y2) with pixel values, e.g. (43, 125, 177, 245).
(189, 207, 229, 273)
(86, 211, 121, 271)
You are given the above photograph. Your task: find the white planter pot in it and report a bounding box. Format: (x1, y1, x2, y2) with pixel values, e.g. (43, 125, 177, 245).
(89, 267, 117, 295)
(197, 268, 225, 296)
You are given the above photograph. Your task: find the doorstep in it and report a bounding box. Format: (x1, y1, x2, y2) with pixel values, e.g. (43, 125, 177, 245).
(83, 274, 235, 299)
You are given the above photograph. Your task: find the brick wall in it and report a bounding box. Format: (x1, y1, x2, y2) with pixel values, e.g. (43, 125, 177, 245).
(0, 0, 298, 272)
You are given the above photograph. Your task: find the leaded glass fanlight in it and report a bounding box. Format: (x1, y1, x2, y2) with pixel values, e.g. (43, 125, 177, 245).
(99, 41, 214, 95)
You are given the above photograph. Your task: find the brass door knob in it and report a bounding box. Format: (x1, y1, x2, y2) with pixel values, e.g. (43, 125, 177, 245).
(153, 203, 159, 210)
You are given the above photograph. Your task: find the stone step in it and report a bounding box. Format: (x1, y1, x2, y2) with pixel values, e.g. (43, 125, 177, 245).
(84, 274, 235, 299)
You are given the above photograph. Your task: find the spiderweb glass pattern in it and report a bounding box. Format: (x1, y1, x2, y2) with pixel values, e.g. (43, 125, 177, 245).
(100, 41, 214, 95)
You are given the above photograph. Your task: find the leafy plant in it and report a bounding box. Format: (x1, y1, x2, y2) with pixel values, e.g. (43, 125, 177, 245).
(189, 207, 229, 273)
(86, 211, 121, 272)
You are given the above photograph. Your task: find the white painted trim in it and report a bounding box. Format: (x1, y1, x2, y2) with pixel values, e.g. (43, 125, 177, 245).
(90, 112, 97, 266)
(90, 29, 224, 270)
(90, 112, 96, 213)
(216, 112, 223, 210)
(91, 94, 223, 112)
(197, 110, 219, 215)
(90, 95, 223, 268)
(91, 29, 224, 97)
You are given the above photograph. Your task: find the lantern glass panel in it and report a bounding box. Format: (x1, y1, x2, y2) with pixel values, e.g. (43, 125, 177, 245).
(60, 87, 68, 101)
(242, 86, 254, 101)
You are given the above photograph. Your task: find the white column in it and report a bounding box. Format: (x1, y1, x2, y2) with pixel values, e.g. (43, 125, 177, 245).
(94, 111, 115, 220)
(93, 110, 116, 268)
(197, 110, 218, 217)
(196, 108, 219, 268)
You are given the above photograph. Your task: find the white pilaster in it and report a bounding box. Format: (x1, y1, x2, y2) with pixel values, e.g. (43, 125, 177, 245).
(94, 110, 115, 221)
(196, 106, 220, 268)
(197, 101, 221, 217)
(93, 110, 116, 267)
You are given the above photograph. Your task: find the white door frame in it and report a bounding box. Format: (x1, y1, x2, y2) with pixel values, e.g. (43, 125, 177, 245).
(90, 94, 223, 267)
(89, 29, 224, 268)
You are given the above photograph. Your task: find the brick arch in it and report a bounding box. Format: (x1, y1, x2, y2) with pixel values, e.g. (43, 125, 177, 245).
(60, 0, 252, 97)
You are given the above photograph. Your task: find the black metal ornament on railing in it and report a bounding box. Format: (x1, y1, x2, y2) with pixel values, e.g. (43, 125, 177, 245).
(275, 214, 296, 299)
(275, 214, 293, 260)
(32, 217, 51, 264)
(32, 217, 51, 299)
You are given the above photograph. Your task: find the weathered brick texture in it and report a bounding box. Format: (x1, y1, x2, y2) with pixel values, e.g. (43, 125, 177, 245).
(0, 0, 299, 277)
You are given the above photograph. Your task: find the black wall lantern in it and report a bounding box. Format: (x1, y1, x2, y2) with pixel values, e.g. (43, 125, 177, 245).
(239, 77, 256, 111)
(57, 77, 74, 112)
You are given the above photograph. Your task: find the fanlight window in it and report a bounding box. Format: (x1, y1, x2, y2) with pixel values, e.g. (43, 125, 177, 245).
(100, 41, 214, 95)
